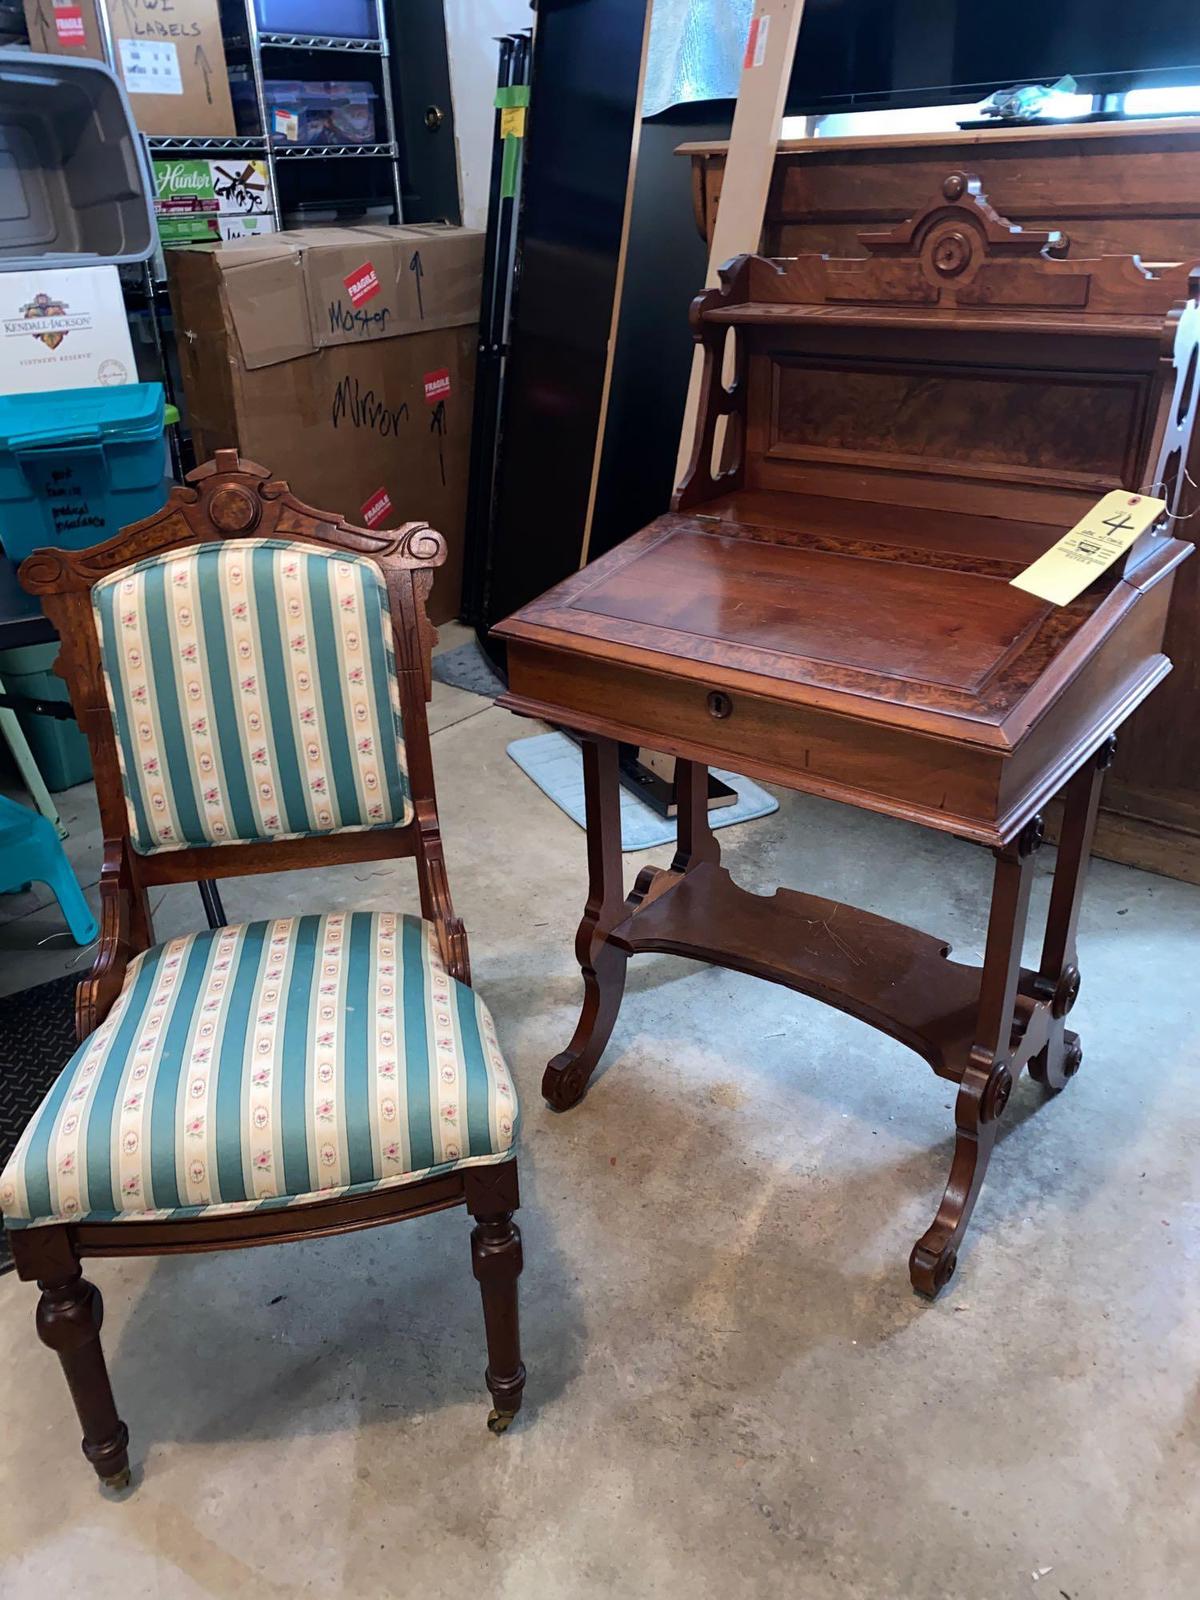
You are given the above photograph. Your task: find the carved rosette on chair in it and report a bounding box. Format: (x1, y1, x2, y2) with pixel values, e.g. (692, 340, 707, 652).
(2, 452, 525, 1490)
(496, 175, 1199, 1297)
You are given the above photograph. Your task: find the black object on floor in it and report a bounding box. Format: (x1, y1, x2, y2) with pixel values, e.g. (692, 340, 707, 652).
(0, 974, 77, 1274)
(431, 640, 507, 699)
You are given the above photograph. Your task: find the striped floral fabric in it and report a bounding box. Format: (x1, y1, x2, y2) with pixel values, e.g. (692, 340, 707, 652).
(0, 913, 517, 1229)
(93, 540, 412, 855)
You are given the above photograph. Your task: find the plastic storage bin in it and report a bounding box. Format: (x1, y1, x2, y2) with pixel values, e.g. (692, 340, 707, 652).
(0, 642, 92, 792)
(0, 384, 168, 563)
(253, 0, 379, 39)
(0, 49, 155, 268)
(263, 80, 380, 145)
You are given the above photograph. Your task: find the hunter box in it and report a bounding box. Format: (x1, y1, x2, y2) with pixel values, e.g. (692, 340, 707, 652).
(168, 224, 484, 621)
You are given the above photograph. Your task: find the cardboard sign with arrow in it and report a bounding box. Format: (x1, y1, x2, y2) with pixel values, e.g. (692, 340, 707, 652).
(23, 0, 237, 137)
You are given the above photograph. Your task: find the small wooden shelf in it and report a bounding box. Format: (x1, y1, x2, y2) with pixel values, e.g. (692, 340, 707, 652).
(607, 861, 997, 1082)
(700, 301, 1166, 339)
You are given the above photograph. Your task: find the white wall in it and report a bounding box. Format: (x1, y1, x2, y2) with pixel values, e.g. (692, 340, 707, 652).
(443, 0, 534, 230)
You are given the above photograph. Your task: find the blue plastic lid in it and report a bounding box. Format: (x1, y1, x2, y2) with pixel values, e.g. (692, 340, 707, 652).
(0, 383, 164, 451)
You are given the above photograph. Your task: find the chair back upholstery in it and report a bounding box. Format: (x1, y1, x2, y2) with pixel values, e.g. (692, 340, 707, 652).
(93, 539, 412, 854)
(19, 452, 462, 1034)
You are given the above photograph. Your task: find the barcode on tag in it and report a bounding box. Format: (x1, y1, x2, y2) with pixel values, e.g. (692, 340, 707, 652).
(743, 13, 770, 69)
(343, 263, 381, 307)
(360, 488, 393, 528)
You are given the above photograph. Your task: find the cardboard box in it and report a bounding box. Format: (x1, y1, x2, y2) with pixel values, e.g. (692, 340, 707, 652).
(23, 0, 237, 138)
(0, 265, 136, 394)
(156, 212, 278, 247)
(153, 157, 271, 218)
(169, 226, 484, 622)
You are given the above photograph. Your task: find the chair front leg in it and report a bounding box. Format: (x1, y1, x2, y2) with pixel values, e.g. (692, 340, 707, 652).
(28, 1234, 131, 1491)
(465, 1164, 525, 1433)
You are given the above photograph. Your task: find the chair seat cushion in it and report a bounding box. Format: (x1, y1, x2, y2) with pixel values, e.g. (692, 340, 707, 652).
(1, 913, 517, 1230)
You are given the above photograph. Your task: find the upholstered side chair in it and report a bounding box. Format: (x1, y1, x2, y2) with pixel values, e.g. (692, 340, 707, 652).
(0, 452, 525, 1490)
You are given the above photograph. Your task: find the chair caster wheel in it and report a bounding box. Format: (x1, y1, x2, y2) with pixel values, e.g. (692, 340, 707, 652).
(100, 1466, 132, 1492)
(487, 1408, 517, 1436)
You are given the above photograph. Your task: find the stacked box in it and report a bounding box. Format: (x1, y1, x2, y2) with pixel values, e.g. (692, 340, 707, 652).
(153, 158, 277, 247)
(169, 225, 485, 622)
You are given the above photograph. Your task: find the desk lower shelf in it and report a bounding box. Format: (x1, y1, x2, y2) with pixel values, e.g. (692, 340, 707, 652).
(605, 860, 1050, 1084)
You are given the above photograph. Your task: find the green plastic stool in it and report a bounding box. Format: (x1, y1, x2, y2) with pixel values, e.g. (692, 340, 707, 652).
(0, 793, 97, 946)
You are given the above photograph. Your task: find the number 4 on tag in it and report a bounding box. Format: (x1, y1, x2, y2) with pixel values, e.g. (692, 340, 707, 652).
(1010, 490, 1167, 606)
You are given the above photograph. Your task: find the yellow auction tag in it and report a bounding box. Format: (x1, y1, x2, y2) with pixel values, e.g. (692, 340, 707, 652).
(1010, 490, 1167, 606)
(500, 106, 526, 140)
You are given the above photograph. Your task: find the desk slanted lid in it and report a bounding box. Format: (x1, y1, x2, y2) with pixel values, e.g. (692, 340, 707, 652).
(494, 509, 1187, 752)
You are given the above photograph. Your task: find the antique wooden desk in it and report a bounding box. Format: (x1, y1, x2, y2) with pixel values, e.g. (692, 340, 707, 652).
(684, 119, 1200, 881)
(495, 174, 1200, 1295)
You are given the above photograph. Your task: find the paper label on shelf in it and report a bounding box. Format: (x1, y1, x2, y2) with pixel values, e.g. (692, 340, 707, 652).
(53, 5, 87, 45)
(360, 487, 393, 528)
(344, 263, 382, 308)
(500, 106, 526, 140)
(1010, 490, 1167, 605)
(743, 12, 770, 69)
(119, 39, 184, 96)
(423, 368, 451, 404)
(274, 108, 299, 142)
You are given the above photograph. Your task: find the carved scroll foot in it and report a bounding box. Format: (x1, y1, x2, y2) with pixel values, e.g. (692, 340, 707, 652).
(543, 942, 630, 1111)
(1030, 1026, 1083, 1093)
(910, 1053, 1012, 1299)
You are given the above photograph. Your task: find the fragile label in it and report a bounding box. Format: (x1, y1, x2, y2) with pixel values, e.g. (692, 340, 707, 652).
(273, 108, 299, 142)
(423, 368, 451, 404)
(53, 5, 86, 45)
(500, 106, 526, 140)
(343, 262, 381, 308)
(1010, 490, 1167, 606)
(743, 12, 770, 69)
(360, 487, 393, 528)
(119, 39, 183, 96)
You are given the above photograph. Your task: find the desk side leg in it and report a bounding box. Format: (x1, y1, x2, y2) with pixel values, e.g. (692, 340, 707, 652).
(1028, 737, 1114, 1091)
(910, 817, 1042, 1297)
(543, 736, 631, 1110)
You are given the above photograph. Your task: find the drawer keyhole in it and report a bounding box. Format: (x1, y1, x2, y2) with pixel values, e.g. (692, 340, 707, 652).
(707, 690, 733, 720)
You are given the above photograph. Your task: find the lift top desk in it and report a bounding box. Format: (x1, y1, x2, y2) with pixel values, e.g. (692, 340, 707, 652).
(495, 174, 1199, 1295)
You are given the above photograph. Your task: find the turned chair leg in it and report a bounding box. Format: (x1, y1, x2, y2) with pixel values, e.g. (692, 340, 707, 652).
(465, 1166, 525, 1433)
(35, 1258, 131, 1490)
(544, 736, 631, 1110)
(910, 817, 1042, 1298)
(1029, 737, 1114, 1091)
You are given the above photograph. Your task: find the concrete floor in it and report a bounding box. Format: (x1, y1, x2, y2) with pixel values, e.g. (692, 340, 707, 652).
(1, 638, 1198, 1598)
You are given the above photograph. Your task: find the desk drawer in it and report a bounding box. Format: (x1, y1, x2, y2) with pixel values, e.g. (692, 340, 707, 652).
(503, 641, 1004, 841)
